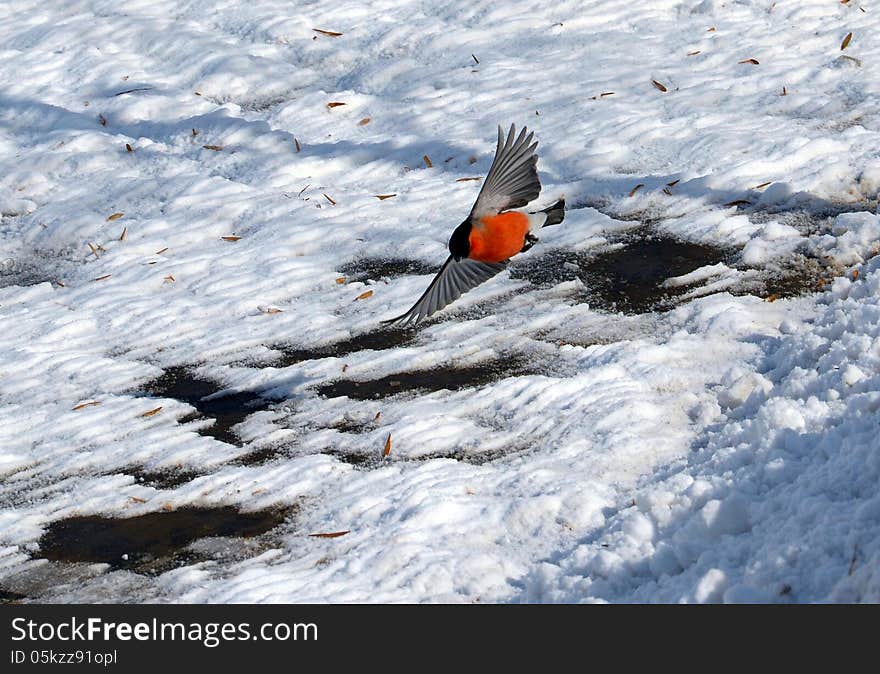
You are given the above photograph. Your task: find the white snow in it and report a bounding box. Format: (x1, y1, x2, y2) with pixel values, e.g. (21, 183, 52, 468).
(1, 0, 879, 603)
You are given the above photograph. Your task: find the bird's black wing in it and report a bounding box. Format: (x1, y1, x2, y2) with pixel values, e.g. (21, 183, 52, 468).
(382, 256, 508, 326)
(469, 124, 541, 219)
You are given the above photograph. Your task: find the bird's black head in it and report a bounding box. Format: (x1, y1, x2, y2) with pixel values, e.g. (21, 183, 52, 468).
(449, 220, 471, 260)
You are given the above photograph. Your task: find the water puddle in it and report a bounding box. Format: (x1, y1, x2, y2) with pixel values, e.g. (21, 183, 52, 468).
(315, 356, 533, 400)
(126, 466, 204, 490)
(512, 234, 728, 314)
(274, 327, 416, 367)
(37, 506, 290, 573)
(337, 257, 436, 283)
(234, 445, 285, 467)
(0, 587, 26, 603)
(141, 367, 273, 445)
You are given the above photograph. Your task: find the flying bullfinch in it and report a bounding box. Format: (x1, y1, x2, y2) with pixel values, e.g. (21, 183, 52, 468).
(384, 123, 564, 326)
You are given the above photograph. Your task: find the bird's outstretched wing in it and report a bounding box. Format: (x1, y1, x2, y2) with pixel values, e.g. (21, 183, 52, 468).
(469, 124, 541, 219)
(382, 256, 508, 326)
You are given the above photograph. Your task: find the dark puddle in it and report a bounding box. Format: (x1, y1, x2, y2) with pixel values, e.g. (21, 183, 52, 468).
(745, 254, 832, 299)
(327, 446, 515, 469)
(38, 506, 290, 573)
(337, 257, 436, 283)
(0, 587, 26, 603)
(512, 234, 728, 314)
(316, 356, 534, 400)
(127, 466, 204, 490)
(0, 259, 56, 288)
(740, 197, 878, 229)
(274, 327, 416, 367)
(234, 445, 284, 467)
(0, 249, 85, 289)
(329, 418, 378, 434)
(141, 366, 274, 445)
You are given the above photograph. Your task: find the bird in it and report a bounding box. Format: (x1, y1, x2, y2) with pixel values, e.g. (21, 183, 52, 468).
(383, 124, 564, 326)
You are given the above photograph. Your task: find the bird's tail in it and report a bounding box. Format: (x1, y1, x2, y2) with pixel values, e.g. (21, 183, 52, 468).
(541, 198, 565, 227)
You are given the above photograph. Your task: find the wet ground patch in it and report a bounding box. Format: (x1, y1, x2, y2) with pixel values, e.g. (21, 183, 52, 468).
(0, 587, 26, 603)
(37, 506, 290, 573)
(337, 257, 436, 283)
(126, 465, 204, 490)
(141, 366, 274, 445)
(734, 253, 837, 300)
(273, 327, 417, 367)
(327, 444, 525, 469)
(315, 356, 535, 400)
(0, 255, 69, 288)
(739, 196, 877, 228)
(512, 233, 729, 314)
(233, 444, 286, 467)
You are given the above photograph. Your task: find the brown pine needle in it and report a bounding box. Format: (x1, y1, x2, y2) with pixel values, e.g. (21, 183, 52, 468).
(72, 401, 101, 411)
(629, 184, 645, 197)
(667, 179, 680, 187)
(324, 193, 337, 205)
(687, 50, 701, 56)
(309, 530, 350, 538)
(163, 275, 175, 283)
(355, 290, 373, 301)
(125, 143, 133, 152)
(264, 307, 283, 314)
(374, 411, 381, 422)
(652, 80, 668, 92)
(724, 199, 751, 207)
(327, 102, 346, 108)
(119, 227, 127, 241)
(221, 235, 241, 242)
(294, 138, 301, 152)
(423, 154, 433, 168)
(383, 433, 392, 457)
(313, 28, 343, 37)
(93, 274, 111, 281)
(738, 58, 760, 65)
(456, 176, 482, 182)
(88, 242, 100, 258)
(358, 118, 371, 126)
(375, 194, 397, 200)
(751, 181, 772, 190)
(841, 32, 853, 50)
(140, 406, 163, 418)
(155, 247, 168, 255)
(203, 144, 222, 151)
(107, 212, 123, 221)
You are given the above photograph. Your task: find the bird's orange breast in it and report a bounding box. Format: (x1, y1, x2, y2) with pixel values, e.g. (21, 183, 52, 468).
(468, 212, 529, 263)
